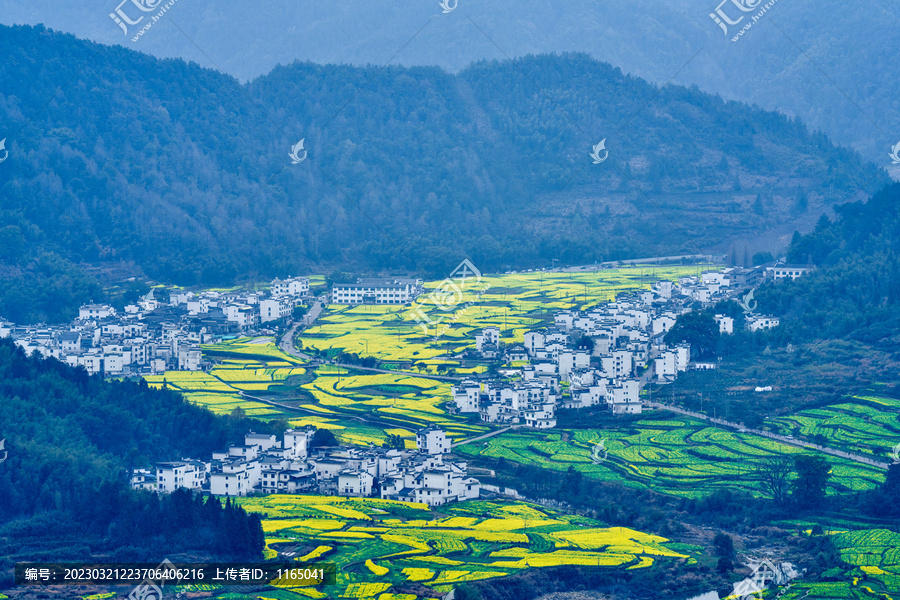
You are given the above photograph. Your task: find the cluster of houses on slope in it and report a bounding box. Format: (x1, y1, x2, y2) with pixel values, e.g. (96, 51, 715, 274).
(0, 276, 310, 376)
(131, 425, 480, 507)
(452, 265, 792, 425)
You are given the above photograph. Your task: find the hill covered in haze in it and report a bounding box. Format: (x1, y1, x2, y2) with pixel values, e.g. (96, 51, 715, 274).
(1, 0, 897, 165)
(0, 24, 887, 322)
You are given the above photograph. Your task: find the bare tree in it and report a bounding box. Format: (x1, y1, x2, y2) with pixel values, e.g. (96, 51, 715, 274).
(755, 457, 793, 505)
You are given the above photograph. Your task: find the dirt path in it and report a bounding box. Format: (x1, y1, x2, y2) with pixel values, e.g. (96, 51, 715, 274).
(452, 425, 523, 448)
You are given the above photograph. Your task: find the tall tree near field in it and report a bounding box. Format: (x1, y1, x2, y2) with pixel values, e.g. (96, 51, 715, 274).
(792, 455, 831, 509)
(755, 457, 793, 505)
(664, 311, 720, 359)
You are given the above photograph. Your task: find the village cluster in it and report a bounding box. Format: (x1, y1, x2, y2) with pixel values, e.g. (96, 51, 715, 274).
(0, 276, 312, 376)
(131, 424, 480, 505)
(7, 262, 807, 503)
(450, 264, 807, 426)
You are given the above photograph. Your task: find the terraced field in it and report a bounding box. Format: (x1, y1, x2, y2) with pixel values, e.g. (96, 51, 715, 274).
(300, 266, 703, 371)
(219, 495, 697, 599)
(769, 395, 900, 462)
(144, 338, 486, 447)
(144, 337, 305, 419)
(293, 370, 488, 444)
(457, 414, 886, 499)
(766, 529, 900, 600)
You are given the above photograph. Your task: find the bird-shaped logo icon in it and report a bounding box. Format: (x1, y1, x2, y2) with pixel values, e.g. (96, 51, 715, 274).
(738, 288, 758, 314)
(889, 141, 900, 165)
(439, 0, 458, 13)
(590, 139, 609, 164)
(591, 439, 608, 464)
(289, 139, 308, 164)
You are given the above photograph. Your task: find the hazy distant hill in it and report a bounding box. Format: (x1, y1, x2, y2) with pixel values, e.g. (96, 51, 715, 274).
(1, 0, 898, 165)
(0, 24, 888, 322)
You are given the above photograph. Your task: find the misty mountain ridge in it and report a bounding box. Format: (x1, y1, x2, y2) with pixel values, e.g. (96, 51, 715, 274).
(1, 0, 898, 165)
(0, 24, 888, 322)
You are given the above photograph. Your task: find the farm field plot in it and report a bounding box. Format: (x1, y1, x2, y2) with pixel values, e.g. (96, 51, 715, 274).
(300, 266, 702, 371)
(457, 414, 886, 499)
(144, 339, 481, 448)
(234, 495, 695, 599)
(144, 338, 307, 420)
(830, 529, 900, 596)
(204, 337, 306, 365)
(769, 395, 900, 461)
(775, 529, 900, 599)
(295, 370, 488, 442)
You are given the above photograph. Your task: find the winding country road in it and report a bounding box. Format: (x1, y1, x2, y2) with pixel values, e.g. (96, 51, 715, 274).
(646, 401, 891, 470)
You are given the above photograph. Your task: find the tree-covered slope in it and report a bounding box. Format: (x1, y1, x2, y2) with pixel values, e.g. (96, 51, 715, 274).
(0, 24, 888, 322)
(759, 182, 900, 348)
(1, 0, 896, 165)
(0, 338, 266, 573)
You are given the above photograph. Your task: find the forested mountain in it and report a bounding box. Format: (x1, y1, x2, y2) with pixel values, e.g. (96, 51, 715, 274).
(1, 0, 897, 165)
(0, 24, 888, 322)
(759, 182, 900, 349)
(0, 339, 267, 574)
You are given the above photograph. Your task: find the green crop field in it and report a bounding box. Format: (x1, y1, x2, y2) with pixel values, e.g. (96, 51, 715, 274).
(144, 338, 307, 419)
(457, 413, 886, 499)
(765, 529, 900, 600)
(769, 396, 900, 461)
(222, 495, 697, 600)
(293, 369, 488, 443)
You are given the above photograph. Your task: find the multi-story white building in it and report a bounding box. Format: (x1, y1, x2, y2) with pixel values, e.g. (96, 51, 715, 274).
(210, 459, 255, 496)
(748, 315, 780, 331)
(78, 304, 116, 320)
(766, 265, 812, 280)
(338, 470, 375, 497)
(259, 297, 293, 323)
(156, 460, 206, 493)
(331, 279, 419, 305)
(475, 327, 500, 352)
(271, 276, 310, 297)
(416, 426, 452, 455)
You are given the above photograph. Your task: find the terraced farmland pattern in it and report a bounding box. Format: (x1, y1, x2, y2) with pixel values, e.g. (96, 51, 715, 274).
(776, 529, 900, 600)
(300, 266, 703, 371)
(225, 495, 695, 600)
(144, 337, 306, 419)
(293, 370, 488, 444)
(769, 395, 900, 461)
(457, 414, 886, 499)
